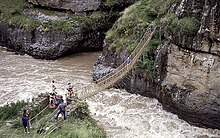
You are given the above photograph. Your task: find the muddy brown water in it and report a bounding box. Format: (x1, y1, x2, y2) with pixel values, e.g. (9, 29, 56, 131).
(0, 47, 219, 138)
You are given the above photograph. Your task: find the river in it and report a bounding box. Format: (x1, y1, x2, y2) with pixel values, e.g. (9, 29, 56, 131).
(0, 47, 219, 138)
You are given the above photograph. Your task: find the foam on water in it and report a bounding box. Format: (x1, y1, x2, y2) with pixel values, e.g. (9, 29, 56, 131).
(87, 89, 220, 138)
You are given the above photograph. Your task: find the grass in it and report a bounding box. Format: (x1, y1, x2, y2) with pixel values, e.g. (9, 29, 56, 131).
(0, 100, 106, 138)
(161, 13, 200, 35)
(105, 0, 182, 53)
(104, 0, 199, 76)
(37, 11, 119, 33)
(135, 33, 165, 78)
(45, 117, 106, 138)
(0, 117, 106, 138)
(0, 0, 41, 29)
(105, 0, 157, 53)
(0, 0, 119, 32)
(102, 0, 119, 7)
(0, 101, 28, 120)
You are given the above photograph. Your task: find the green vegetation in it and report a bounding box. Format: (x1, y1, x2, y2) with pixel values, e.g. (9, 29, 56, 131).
(105, 0, 181, 53)
(44, 117, 106, 138)
(0, 99, 53, 128)
(0, 117, 106, 138)
(0, 101, 27, 120)
(156, 0, 182, 16)
(101, 0, 133, 9)
(161, 13, 200, 35)
(0, 100, 106, 138)
(74, 101, 90, 119)
(104, 0, 199, 77)
(0, 0, 119, 32)
(43, 11, 119, 33)
(0, 0, 40, 29)
(105, 0, 157, 53)
(104, 0, 174, 76)
(102, 0, 119, 7)
(136, 33, 164, 78)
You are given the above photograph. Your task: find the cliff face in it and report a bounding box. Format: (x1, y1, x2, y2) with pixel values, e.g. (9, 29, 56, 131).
(159, 0, 220, 128)
(93, 0, 220, 129)
(0, 22, 103, 59)
(166, 0, 220, 55)
(0, 0, 137, 59)
(27, 0, 138, 12)
(158, 44, 220, 128)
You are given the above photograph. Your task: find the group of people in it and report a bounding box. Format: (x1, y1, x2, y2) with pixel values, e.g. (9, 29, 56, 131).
(49, 80, 73, 119)
(22, 80, 73, 134)
(22, 99, 67, 134)
(49, 80, 74, 108)
(52, 80, 74, 97)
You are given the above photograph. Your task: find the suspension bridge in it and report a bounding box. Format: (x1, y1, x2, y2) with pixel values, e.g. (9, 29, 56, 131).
(77, 25, 157, 100)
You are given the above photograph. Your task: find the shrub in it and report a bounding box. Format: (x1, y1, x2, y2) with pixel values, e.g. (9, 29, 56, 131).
(161, 13, 200, 36)
(0, 0, 40, 29)
(74, 101, 90, 119)
(135, 32, 164, 78)
(105, 0, 157, 53)
(0, 101, 28, 120)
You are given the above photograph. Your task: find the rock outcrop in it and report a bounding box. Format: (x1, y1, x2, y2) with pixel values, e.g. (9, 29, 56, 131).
(27, 0, 101, 12)
(166, 0, 220, 55)
(158, 44, 220, 129)
(0, 0, 137, 59)
(93, 0, 220, 129)
(0, 21, 103, 59)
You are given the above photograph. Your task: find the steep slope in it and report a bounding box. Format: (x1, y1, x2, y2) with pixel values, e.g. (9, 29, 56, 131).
(93, 0, 220, 129)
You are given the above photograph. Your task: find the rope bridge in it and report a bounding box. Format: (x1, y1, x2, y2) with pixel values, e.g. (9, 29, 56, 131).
(77, 25, 157, 100)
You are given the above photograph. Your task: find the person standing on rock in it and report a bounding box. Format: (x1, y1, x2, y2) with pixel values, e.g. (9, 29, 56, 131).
(55, 99, 67, 120)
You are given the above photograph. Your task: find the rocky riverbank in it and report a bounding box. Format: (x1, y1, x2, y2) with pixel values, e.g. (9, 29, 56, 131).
(93, 0, 220, 129)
